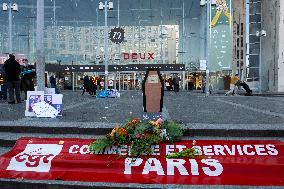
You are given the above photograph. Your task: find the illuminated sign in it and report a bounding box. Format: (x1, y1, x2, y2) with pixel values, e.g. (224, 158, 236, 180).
(123, 52, 155, 61)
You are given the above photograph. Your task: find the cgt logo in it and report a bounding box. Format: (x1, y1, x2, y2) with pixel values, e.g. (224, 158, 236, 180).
(7, 144, 63, 172)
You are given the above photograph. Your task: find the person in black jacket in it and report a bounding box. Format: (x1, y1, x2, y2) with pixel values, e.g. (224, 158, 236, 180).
(21, 59, 35, 99)
(82, 75, 90, 95)
(3, 54, 21, 104)
(50, 75, 59, 94)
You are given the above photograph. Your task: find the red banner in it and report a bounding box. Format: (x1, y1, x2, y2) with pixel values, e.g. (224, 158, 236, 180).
(0, 137, 283, 186)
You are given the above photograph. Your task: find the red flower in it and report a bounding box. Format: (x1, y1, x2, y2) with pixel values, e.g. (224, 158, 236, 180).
(131, 118, 141, 124)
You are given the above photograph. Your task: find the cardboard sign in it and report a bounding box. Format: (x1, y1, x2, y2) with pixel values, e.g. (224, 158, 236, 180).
(25, 91, 63, 117)
(25, 91, 45, 117)
(44, 94, 63, 116)
(0, 138, 283, 186)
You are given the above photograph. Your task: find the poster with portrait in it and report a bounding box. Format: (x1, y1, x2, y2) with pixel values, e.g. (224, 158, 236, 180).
(25, 92, 63, 117)
(25, 91, 44, 117)
(47, 94, 63, 116)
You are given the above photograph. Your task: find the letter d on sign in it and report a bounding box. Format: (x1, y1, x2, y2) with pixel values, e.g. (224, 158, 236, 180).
(123, 53, 130, 60)
(124, 158, 143, 174)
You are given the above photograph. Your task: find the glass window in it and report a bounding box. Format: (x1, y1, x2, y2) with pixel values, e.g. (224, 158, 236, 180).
(237, 24, 240, 35)
(134, 26, 139, 32)
(59, 43, 65, 50)
(241, 23, 244, 35)
(154, 28, 158, 34)
(141, 34, 146, 40)
(237, 50, 239, 59)
(237, 38, 239, 47)
(140, 26, 146, 32)
(69, 44, 73, 51)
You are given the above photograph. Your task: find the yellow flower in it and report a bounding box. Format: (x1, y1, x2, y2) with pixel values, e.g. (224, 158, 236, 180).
(110, 127, 119, 137)
(149, 121, 156, 126)
(117, 128, 128, 137)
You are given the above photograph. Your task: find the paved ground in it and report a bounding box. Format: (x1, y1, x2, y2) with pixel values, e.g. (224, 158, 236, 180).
(0, 90, 284, 124)
(0, 91, 283, 189)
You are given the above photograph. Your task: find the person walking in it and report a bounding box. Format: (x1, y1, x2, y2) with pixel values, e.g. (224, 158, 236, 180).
(3, 54, 22, 104)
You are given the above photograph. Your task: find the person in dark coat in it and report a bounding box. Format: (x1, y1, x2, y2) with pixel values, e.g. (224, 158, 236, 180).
(50, 75, 59, 94)
(168, 78, 173, 91)
(173, 74, 180, 92)
(82, 75, 91, 95)
(3, 54, 21, 104)
(21, 59, 35, 99)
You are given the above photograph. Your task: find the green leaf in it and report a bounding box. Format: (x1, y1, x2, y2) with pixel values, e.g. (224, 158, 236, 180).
(89, 139, 114, 153)
(166, 148, 199, 159)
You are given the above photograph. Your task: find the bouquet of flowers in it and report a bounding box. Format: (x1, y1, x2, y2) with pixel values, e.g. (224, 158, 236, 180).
(89, 117, 183, 157)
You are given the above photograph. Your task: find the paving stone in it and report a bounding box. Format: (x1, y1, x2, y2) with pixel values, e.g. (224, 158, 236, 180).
(1, 91, 284, 124)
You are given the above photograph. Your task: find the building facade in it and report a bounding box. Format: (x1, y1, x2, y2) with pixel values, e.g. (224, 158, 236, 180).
(261, 0, 284, 92)
(232, 0, 246, 79)
(45, 25, 178, 65)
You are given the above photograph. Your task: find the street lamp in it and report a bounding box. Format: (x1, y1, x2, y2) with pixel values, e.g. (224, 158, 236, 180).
(99, 1, 113, 90)
(205, 0, 211, 96)
(2, 2, 18, 54)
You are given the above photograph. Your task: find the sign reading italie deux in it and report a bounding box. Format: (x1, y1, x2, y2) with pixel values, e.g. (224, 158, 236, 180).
(0, 137, 283, 186)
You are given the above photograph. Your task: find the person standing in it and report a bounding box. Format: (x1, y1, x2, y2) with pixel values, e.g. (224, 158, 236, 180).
(90, 76, 97, 97)
(0, 73, 7, 100)
(50, 75, 59, 94)
(21, 59, 35, 99)
(173, 74, 180, 92)
(165, 79, 170, 91)
(82, 75, 90, 95)
(3, 54, 21, 104)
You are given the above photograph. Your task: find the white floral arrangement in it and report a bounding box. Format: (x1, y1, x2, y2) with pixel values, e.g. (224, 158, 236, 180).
(32, 101, 59, 118)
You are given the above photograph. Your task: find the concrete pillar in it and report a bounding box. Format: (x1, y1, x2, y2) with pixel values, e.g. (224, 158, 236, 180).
(278, 0, 284, 92)
(36, 0, 45, 91)
(261, 0, 284, 92)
